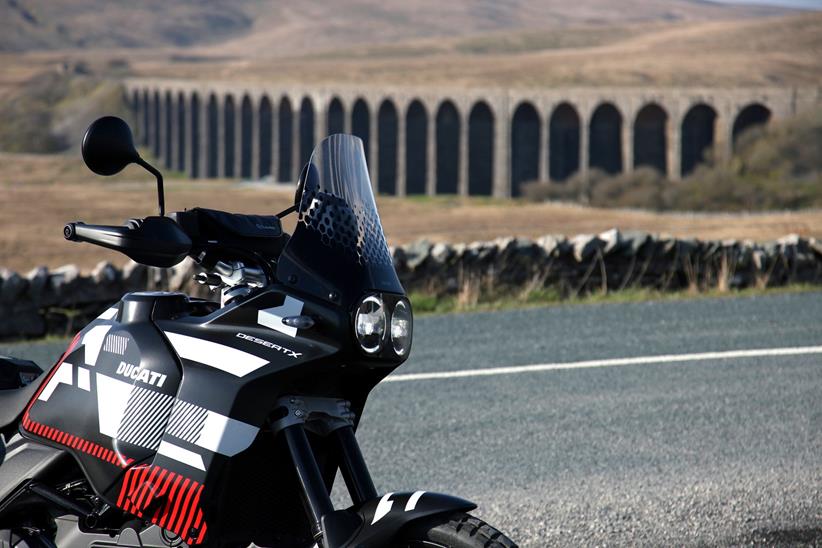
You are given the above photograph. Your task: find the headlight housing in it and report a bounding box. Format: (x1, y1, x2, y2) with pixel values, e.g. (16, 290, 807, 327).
(353, 294, 413, 358)
(354, 295, 386, 354)
(390, 299, 412, 356)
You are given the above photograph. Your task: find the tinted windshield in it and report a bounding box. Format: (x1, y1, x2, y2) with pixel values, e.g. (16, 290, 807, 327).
(277, 134, 403, 305)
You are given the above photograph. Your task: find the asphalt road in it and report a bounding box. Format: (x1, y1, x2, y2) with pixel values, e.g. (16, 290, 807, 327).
(3, 292, 821, 547)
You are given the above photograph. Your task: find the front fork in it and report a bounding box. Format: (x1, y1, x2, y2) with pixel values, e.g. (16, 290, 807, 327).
(273, 396, 377, 545)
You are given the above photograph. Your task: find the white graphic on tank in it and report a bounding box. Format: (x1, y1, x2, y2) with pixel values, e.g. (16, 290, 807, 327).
(94, 373, 260, 458)
(37, 361, 73, 401)
(116, 385, 175, 450)
(163, 331, 269, 377)
(257, 296, 304, 338)
(103, 333, 128, 355)
(166, 400, 207, 443)
(83, 325, 112, 366)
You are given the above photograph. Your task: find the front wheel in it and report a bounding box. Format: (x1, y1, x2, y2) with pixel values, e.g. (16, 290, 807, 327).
(399, 512, 518, 548)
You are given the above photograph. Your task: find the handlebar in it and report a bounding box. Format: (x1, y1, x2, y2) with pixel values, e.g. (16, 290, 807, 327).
(63, 217, 192, 269)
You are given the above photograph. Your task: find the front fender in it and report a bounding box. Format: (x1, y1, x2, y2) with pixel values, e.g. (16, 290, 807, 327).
(322, 491, 476, 548)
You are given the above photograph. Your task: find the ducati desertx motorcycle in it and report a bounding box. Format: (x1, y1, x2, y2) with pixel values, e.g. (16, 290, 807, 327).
(0, 117, 517, 548)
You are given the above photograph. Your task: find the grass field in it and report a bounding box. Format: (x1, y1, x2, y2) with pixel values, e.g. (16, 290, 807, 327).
(1, 153, 820, 272)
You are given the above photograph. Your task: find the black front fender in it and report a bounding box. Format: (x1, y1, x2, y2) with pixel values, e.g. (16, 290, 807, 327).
(322, 491, 476, 547)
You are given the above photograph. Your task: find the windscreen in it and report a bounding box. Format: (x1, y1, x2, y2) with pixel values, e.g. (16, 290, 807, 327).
(277, 134, 403, 305)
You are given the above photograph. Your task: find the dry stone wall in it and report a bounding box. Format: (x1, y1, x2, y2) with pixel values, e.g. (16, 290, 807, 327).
(1, 230, 821, 340)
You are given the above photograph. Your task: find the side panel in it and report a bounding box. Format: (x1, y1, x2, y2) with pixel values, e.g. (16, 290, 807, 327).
(18, 299, 206, 542)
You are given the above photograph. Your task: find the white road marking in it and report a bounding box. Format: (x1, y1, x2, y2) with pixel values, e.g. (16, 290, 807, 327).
(383, 345, 822, 383)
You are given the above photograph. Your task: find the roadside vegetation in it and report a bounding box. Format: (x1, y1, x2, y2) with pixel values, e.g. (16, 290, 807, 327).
(409, 283, 819, 316)
(522, 108, 822, 212)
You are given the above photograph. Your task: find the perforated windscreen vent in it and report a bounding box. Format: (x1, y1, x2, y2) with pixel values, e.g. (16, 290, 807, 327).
(300, 189, 393, 267)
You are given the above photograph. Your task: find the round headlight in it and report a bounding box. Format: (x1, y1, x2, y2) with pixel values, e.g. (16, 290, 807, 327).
(355, 295, 386, 354)
(390, 300, 413, 356)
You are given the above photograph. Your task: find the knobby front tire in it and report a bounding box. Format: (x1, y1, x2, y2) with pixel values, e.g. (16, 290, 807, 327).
(399, 512, 518, 548)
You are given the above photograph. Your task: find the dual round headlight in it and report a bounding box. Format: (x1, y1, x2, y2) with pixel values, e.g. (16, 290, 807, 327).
(354, 295, 412, 356)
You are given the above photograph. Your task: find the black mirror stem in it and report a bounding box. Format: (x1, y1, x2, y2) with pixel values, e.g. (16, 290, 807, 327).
(135, 157, 165, 217)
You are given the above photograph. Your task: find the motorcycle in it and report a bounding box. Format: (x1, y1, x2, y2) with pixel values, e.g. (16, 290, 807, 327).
(0, 117, 517, 548)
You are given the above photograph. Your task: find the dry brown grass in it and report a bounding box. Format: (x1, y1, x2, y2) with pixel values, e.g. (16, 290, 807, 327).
(1, 11, 820, 95)
(130, 13, 822, 88)
(2, 153, 821, 272)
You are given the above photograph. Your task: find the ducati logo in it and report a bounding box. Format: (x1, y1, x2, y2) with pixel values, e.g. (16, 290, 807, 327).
(116, 361, 168, 387)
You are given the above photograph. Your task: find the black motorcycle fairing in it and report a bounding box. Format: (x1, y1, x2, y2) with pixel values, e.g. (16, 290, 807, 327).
(277, 135, 404, 308)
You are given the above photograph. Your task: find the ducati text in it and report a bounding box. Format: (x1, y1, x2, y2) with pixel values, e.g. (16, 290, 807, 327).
(116, 361, 168, 387)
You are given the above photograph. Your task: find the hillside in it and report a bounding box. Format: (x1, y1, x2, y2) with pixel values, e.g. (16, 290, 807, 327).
(0, 0, 789, 54)
(133, 12, 822, 87)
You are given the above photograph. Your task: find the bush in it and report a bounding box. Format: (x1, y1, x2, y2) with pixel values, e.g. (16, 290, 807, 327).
(522, 107, 822, 212)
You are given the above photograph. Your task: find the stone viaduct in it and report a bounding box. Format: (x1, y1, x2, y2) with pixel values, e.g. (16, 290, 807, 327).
(124, 78, 821, 198)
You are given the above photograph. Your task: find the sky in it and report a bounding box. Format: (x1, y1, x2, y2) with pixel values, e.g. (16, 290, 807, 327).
(710, 0, 822, 8)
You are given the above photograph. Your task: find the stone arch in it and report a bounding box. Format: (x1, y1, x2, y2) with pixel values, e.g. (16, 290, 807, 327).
(549, 102, 580, 182)
(681, 103, 717, 177)
(732, 103, 771, 149)
(633, 103, 668, 174)
(240, 95, 253, 179)
(278, 96, 293, 181)
(190, 92, 201, 178)
(405, 100, 428, 195)
(142, 90, 150, 147)
(259, 96, 273, 179)
(207, 94, 219, 178)
(327, 96, 345, 135)
(299, 97, 315, 167)
(164, 91, 173, 169)
(511, 101, 540, 196)
(589, 102, 622, 175)
(152, 91, 161, 158)
(436, 100, 460, 194)
(223, 94, 236, 177)
(351, 98, 370, 164)
(378, 99, 398, 195)
(468, 101, 494, 196)
(176, 91, 186, 172)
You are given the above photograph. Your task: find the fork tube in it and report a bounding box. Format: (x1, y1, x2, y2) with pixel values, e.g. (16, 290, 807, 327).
(333, 426, 378, 505)
(282, 424, 334, 538)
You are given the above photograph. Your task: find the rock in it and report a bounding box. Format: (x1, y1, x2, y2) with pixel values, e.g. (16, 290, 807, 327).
(1, 268, 28, 304)
(391, 246, 408, 270)
(676, 238, 700, 257)
(570, 234, 605, 262)
(619, 230, 652, 257)
(25, 266, 49, 304)
(536, 235, 566, 257)
(597, 228, 622, 255)
(430, 242, 453, 265)
(123, 261, 148, 289)
(92, 261, 120, 284)
(405, 239, 433, 271)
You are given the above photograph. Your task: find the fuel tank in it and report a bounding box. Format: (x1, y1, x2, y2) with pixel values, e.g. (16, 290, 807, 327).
(19, 287, 345, 545)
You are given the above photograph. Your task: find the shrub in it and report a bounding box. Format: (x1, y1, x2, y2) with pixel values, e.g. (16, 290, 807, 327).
(522, 107, 822, 212)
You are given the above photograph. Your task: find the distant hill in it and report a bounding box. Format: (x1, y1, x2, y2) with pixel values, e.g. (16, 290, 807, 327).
(0, 0, 790, 53)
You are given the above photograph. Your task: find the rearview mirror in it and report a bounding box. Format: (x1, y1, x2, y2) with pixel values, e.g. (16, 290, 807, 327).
(81, 116, 167, 216)
(81, 116, 139, 176)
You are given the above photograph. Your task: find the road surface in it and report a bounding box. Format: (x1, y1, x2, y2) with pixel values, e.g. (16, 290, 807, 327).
(3, 292, 821, 546)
